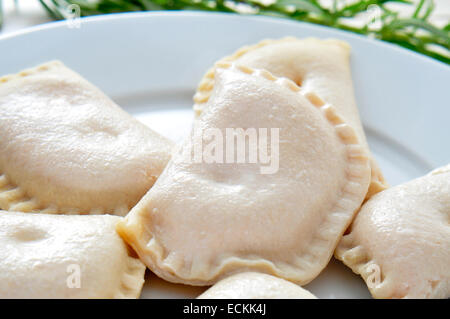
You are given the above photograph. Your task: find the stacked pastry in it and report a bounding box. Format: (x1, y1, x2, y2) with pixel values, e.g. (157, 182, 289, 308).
(0, 38, 448, 299)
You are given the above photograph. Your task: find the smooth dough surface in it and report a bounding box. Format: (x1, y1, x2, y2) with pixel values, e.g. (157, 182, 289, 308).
(0, 211, 146, 298)
(194, 37, 386, 198)
(336, 164, 450, 298)
(198, 272, 317, 299)
(0, 61, 173, 215)
(117, 63, 371, 286)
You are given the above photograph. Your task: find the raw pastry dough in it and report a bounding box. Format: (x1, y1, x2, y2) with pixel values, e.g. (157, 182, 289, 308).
(0, 210, 146, 298)
(335, 164, 450, 298)
(194, 37, 386, 198)
(198, 272, 317, 299)
(0, 61, 173, 215)
(117, 63, 371, 285)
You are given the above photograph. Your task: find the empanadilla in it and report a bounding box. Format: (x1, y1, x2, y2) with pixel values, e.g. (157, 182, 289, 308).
(0, 211, 145, 298)
(194, 37, 386, 198)
(335, 164, 450, 298)
(0, 61, 173, 215)
(198, 272, 317, 299)
(117, 63, 371, 285)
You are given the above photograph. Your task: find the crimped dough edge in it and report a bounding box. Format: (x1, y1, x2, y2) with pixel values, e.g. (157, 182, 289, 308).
(113, 244, 147, 299)
(335, 167, 450, 299)
(335, 230, 387, 298)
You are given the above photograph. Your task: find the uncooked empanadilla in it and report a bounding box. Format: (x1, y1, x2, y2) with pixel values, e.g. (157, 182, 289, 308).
(117, 63, 371, 286)
(0, 61, 173, 215)
(335, 164, 450, 299)
(194, 37, 386, 198)
(198, 272, 317, 299)
(0, 210, 146, 298)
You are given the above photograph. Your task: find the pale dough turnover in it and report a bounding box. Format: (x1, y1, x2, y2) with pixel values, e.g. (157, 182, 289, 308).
(0, 211, 146, 298)
(194, 37, 387, 198)
(198, 272, 317, 299)
(117, 63, 371, 286)
(0, 61, 173, 215)
(336, 164, 450, 299)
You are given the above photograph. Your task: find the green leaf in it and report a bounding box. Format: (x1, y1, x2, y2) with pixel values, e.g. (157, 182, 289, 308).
(271, 0, 324, 16)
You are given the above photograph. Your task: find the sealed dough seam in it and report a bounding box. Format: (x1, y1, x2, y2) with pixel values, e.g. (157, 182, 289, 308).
(0, 171, 129, 215)
(113, 250, 147, 299)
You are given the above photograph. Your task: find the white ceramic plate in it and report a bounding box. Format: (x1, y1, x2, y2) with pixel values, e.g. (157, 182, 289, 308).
(1, 11, 449, 299)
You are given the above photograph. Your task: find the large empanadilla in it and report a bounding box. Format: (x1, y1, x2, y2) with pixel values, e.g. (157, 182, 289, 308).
(0, 61, 173, 215)
(117, 63, 371, 285)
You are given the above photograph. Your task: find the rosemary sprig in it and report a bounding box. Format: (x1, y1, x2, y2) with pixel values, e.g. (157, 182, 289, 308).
(37, 0, 450, 64)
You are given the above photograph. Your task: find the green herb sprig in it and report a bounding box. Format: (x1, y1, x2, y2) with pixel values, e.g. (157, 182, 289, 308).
(38, 0, 450, 64)
(0, 0, 3, 30)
